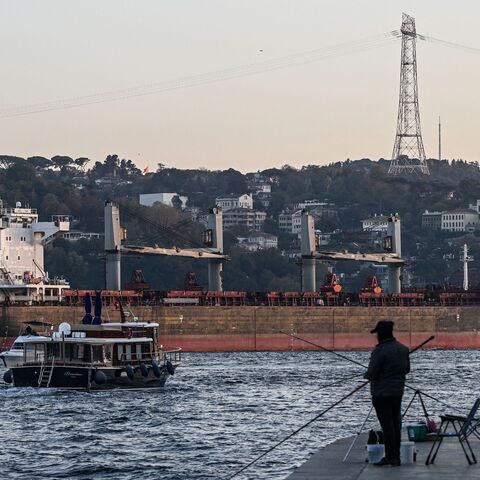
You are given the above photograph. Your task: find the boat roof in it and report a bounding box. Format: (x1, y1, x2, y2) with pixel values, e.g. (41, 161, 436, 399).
(22, 336, 154, 345)
(69, 322, 158, 331)
(14, 335, 50, 342)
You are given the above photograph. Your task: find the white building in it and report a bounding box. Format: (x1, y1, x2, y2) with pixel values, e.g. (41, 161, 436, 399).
(468, 200, 480, 214)
(0, 201, 70, 303)
(215, 194, 253, 211)
(223, 208, 266, 230)
(248, 231, 278, 249)
(441, 209, 480, 232)
(278, 210, 302, 234)
(361, 214, 389, 233)
(422, 211, 443, 230)
(238, 232, 278, 251)
(296, 200, 332, 210)
(139, 192, 188, 209)
(62, 231, 103, 241)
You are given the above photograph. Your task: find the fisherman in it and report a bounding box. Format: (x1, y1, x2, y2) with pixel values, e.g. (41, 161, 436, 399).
(364, 320, 410, 467)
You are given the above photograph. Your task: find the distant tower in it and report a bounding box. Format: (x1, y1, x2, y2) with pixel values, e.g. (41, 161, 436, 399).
(438, 116, 442, 162)
(461, 244, 472, 291)
(389, 13, 430, 176)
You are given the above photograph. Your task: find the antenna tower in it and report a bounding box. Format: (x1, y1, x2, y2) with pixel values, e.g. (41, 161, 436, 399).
(389, 13, 429, 175)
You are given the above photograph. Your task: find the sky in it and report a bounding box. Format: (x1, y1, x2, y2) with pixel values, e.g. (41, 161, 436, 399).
(0, 1, 478, 172)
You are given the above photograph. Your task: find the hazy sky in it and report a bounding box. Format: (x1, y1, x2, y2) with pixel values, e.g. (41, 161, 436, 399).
(0, 1, 478, 172)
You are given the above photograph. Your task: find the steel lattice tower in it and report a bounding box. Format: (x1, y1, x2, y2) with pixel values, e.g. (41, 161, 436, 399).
(389, 13, 429, 175)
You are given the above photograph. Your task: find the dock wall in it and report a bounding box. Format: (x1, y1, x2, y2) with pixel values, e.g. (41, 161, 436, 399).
(1, 305, 479, 351)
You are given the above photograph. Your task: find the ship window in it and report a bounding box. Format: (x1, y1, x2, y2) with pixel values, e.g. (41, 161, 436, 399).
(17, 256, 20, 260)
(12, 342, 24, 350)
(5, 256, 8, 260)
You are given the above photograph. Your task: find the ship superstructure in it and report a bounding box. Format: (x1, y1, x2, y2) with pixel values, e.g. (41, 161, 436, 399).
(0, 199, 70, 303)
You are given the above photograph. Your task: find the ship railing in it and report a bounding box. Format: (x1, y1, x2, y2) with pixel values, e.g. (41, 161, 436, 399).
(119, 348, 181, 365)
(119, 352, 156, 364)
(161, 348, 182, 364)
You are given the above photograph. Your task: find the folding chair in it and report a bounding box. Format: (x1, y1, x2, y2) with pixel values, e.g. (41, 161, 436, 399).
(426, 398, 480, 465)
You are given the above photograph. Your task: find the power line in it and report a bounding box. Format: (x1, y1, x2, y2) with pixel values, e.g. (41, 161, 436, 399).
(0, 32, 397, 119)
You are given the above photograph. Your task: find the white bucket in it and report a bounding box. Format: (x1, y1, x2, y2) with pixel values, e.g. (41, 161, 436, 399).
(367, 444, 384, 464)
(400, 441, 415, 464)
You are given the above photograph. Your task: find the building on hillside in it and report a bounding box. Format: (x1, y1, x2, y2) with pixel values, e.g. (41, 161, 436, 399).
(215, 194, 253, 211)
(315, 230, 331, 246)
(468, 199, 480, 213)
(0, 200, 70, 303)
(441, 209, 480, 232)
(297, 200, 334, 210)
(255, 191, 272, 208)
(184, 206, 200, 221)
(421, 210, 443, 230)
(62, 231, 103, 241)
(237, 231, 278, 251)
(222, 208, 266, 230)
(278, 210, 302, 234)
(361, 214, 389, 233)
(309, 205, 338, 222)
(139, 192, 188, 209)
(246, 231, 278, 249)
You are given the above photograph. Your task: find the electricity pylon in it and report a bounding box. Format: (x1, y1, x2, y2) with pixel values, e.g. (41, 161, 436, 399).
(389, 13, 430, 175)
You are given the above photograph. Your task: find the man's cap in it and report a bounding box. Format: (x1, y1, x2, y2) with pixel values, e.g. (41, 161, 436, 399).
(370, 320, 394, 334)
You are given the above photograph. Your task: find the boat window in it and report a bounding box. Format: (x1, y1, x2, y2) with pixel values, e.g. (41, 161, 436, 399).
(117, 344, 124, 361)
(24, 343, 45, 363)
(12, 342, 24, 350)
(92, 345, 103, 363)
(46, 343, 61, 360)
(64, 343, 87, 363)
(104, 345, 112, 362)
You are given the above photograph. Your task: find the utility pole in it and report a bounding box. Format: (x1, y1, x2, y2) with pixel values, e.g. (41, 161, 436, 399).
(389, 13, 430, 176)
(438, 116, 442, 162)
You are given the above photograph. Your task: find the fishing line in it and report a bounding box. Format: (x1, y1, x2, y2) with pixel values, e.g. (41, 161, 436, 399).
(279, 331, 464, 413)
(224, 380, 369, 479)
(225, 334, 435, 478)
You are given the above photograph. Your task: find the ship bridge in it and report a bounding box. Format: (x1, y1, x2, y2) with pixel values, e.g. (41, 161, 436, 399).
(0, 200, 71, 304)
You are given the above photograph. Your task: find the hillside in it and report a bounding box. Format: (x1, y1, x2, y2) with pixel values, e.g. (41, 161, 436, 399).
(1, 154, 479, 291)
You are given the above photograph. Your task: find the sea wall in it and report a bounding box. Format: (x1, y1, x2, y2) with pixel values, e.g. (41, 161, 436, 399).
(1, 305, 479, 351)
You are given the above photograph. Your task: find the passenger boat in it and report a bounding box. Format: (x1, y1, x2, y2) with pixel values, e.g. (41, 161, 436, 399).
(3, 320, 181, 390)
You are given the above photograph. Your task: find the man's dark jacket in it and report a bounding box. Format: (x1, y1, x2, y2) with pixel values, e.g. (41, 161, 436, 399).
(364, 337, 410, 397)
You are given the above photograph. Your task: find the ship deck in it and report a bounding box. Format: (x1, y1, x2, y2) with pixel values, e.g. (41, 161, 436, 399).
(287, 432, 480, 479)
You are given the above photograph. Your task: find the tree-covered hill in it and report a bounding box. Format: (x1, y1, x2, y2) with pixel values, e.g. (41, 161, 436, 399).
(1, 154, 479, 291)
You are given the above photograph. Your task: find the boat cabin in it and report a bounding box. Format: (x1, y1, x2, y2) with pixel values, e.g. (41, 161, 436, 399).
(21, 322, 162, 368)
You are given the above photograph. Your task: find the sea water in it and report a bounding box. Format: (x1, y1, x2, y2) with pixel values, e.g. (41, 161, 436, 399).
(1, 350, 479, 479)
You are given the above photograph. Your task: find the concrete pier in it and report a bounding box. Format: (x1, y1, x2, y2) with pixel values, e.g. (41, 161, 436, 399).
(287, 433, 479, 479)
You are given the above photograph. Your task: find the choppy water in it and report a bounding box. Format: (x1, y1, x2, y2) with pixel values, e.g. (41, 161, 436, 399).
(1, 349, 479, 479)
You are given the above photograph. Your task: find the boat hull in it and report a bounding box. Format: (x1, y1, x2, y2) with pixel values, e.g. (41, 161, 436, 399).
(10, 365, 171, 390)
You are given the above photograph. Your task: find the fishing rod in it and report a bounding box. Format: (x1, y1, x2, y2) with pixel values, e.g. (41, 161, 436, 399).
(278, 330, 435, 369)
(277, 330, 366, 368)
(225, 335, 435, 478)
(224, 380, 370, 479)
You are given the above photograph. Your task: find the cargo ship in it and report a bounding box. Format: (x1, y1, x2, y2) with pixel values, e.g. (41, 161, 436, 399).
(1, 200, 479, 353)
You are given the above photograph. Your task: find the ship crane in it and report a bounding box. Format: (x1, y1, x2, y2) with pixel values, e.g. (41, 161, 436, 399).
(105, 201, 226, 292)
(300, 212, 404, 293)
